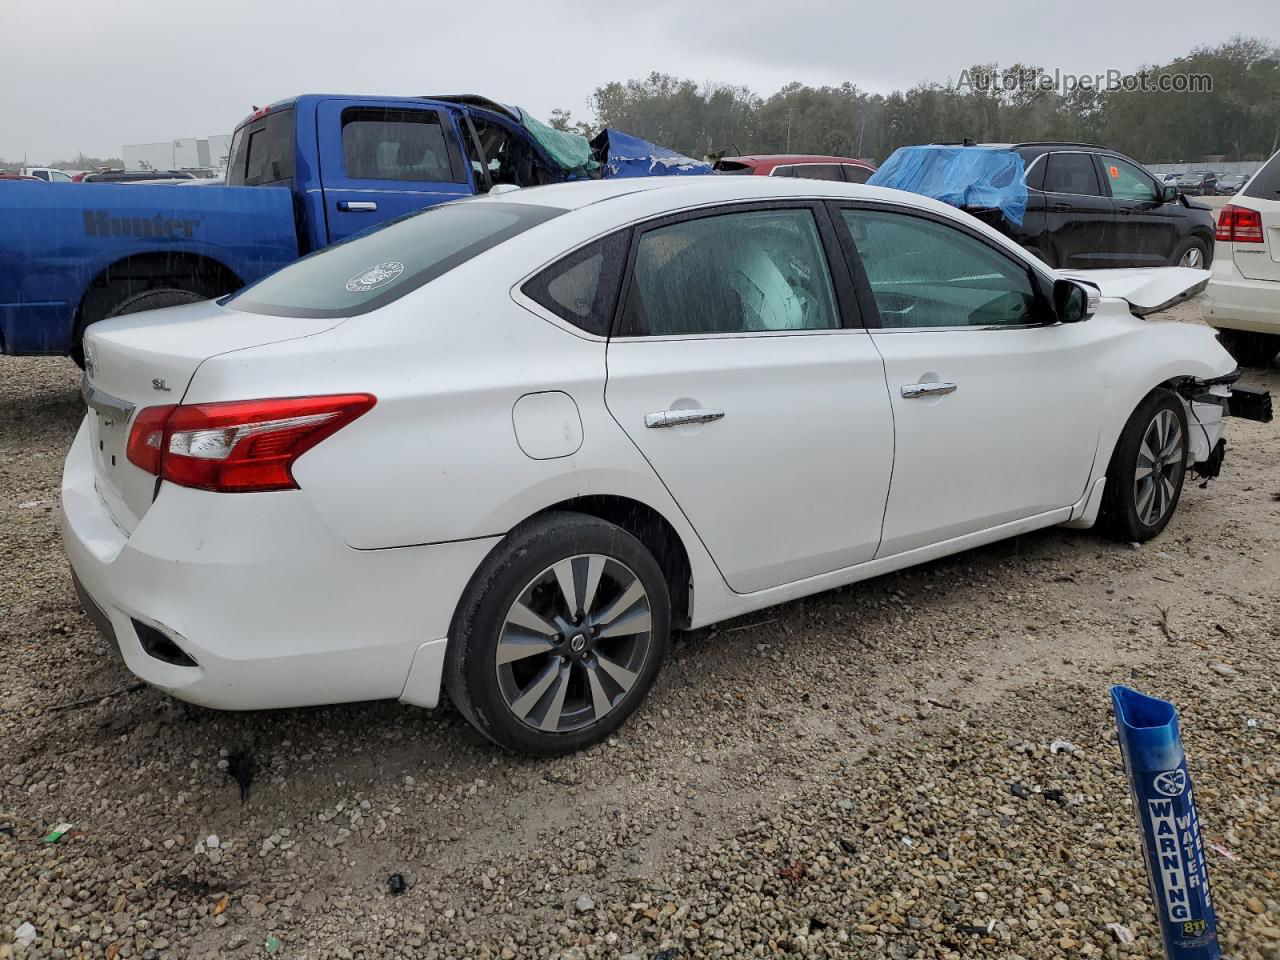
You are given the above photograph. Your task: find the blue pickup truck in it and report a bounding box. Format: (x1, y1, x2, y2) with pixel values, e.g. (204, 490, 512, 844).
(0, 94, 708, 362)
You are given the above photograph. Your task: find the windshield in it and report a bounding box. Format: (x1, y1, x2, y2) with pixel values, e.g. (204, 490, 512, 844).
(228, 200, 564, 318)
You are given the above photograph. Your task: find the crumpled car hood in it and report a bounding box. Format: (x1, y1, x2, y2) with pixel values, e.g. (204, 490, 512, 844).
(1057, 267, 1210, 316)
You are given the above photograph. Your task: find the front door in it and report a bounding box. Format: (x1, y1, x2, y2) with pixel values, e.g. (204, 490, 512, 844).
(1101, 154, 1182, 266)
(604, 203, 895, 594)
(316, 99, 473, 243)
(833, 203, 1102, 556)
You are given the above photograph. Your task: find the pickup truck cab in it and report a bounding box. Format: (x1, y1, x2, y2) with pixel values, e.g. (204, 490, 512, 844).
(0, 94, 708, 361)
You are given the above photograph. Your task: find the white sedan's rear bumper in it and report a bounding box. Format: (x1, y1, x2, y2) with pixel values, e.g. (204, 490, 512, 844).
(60, 420, 497, 711)
(1203, 256, 1280, 334)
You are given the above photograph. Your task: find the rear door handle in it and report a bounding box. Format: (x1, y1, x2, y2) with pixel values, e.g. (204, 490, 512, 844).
(337, 201, 378, 212)
(901, 382, 957, 399)
(645, 408, 725, 428)
(1050, 202, 1071, 211)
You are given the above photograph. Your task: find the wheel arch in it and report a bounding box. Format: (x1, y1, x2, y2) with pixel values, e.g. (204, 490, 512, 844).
(526, 495, 694, 630)
(73, 251, 244, 346)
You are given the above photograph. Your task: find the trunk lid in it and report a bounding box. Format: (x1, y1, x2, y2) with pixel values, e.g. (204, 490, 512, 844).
(1057, 266, 1209, 316)
(81, 300, 340, 533)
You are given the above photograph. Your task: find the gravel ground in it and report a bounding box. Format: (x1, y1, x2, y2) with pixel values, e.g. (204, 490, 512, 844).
(1, 299, 1278, 960)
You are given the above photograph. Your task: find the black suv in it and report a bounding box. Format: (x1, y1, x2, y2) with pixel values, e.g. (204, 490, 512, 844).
(988, 143, 1216, 270)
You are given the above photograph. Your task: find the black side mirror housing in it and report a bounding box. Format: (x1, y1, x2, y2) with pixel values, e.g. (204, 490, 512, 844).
(1053, 278, 1093, 323)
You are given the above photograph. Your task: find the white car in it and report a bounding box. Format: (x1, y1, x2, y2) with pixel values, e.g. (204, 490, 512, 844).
(63, 176, 1261, 755)
(1203, 150, 1280, 368)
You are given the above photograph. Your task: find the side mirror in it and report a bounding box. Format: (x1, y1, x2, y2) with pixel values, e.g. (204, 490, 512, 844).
(1162, 185, 1179, 203)
(1053, 279, 1094, 323)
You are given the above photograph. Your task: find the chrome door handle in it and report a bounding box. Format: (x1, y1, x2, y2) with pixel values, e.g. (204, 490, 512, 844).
(644, 408, 725, 429)
(901, 382, 957, 399)
(337, 201, 378, 212)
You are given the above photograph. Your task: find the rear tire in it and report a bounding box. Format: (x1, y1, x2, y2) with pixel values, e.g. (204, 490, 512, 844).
(72, 283, 218, 368)
(444, 512, 671, 756)
(1217, 329, 1280, 369)
(1100, 388, 1189, 542)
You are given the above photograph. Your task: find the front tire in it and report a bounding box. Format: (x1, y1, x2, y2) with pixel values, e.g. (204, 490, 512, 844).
(444, 513, 671, 756)
(1100, 389, 1189, 542)
(1172, 237, 1208, 269)
(1217, 329, 1280, 369)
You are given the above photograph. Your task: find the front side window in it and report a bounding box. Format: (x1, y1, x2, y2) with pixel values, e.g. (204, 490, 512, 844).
(49, 170, 72, 182)
(229, 200, 562, 319)
(1043, 153, 1102, 197)
(470, 116, 547, 189)
(522, 232, 630, 336)
(1104, 156, 1158, 202)
(619, 208, 840, 336)
(841, 209, 1038, 329)
(341, 108, 460, 183)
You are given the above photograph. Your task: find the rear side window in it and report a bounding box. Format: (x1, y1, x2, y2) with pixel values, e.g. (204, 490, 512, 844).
(783, 164, 845, 182)
(1024, 155, 1047, 190)
(618, 208, 840, 336)
(713, 160, 754, 175)
(229, 200, 563, 319)
(1044, 153, 1102, 197)
(341, 108, 462, 183)
(521, 232, 630, 336)
(842, 164, 873, 184)
(227, 109, 296, 186)
(1243, 151, 1280, 200)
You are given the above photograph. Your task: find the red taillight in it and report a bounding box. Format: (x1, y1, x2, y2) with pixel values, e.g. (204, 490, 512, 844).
(1217, 204, 1264, 244)
(127, 394, 375, 493)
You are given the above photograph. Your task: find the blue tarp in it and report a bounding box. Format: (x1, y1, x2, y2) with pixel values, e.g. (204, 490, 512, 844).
(867, 145, 1027, 226)
(591, 130, 714, 179)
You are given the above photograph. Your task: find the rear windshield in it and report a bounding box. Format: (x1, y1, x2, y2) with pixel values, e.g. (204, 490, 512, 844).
(228, 108, 296, 186)
(228, 200, 564, 318)
(1243, 152, 1280, 200)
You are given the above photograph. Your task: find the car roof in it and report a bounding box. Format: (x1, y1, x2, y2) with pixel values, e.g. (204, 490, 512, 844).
(479, 173, 960, 217)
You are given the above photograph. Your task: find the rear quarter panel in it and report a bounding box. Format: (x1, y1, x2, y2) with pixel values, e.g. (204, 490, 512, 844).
(0, 183, 299, 353)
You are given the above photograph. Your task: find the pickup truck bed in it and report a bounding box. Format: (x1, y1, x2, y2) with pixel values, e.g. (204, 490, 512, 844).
(0, 183, 297, 355)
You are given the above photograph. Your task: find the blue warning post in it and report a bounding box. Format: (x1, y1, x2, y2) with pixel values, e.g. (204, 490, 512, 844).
(1112, 686, 1220, 960)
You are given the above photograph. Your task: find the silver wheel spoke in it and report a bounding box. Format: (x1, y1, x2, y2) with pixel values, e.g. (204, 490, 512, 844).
(595, 652, 638, 693)
(539, 665, 572, 731)
(597, 604, 652, 639)
(594, 578, 646, 629)
(508, 660, 560, 720)
(496, 633, 557, 665)
(585, 662, 613, 720)
(505, 601, 558, 637)
(552, 559, 581, 617)
(581, 556, 606, 618)
(1136, 479, 1155, 521)
(1135, 463, 1153, 481)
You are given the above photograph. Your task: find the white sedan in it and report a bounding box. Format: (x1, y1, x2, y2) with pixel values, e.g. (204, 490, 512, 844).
(63, 176, 1260, 755)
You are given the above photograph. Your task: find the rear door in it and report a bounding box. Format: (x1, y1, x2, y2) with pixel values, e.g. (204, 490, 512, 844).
(603, 202, 895, 594)
(316, 99, 472, 243)
(1234, 152, 1280, 283)
(1100, 154, 1179, 266)
(1038, 152, 1114, 268)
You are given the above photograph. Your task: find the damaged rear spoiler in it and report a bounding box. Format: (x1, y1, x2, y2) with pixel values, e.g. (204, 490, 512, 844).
(1057, 267, 1209, 317)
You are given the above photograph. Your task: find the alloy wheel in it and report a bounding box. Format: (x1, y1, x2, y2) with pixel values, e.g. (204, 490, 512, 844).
(1133, 409, 1184, 526)
(495, 554, 654, 733)
(1179, 247, 1205, 268)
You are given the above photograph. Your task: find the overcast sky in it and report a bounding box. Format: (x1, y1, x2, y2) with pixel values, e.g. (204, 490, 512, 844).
(5, 0, 1277, 163)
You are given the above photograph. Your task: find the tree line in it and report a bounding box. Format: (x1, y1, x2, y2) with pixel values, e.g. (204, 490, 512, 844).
(551, 37, 1280, 165)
